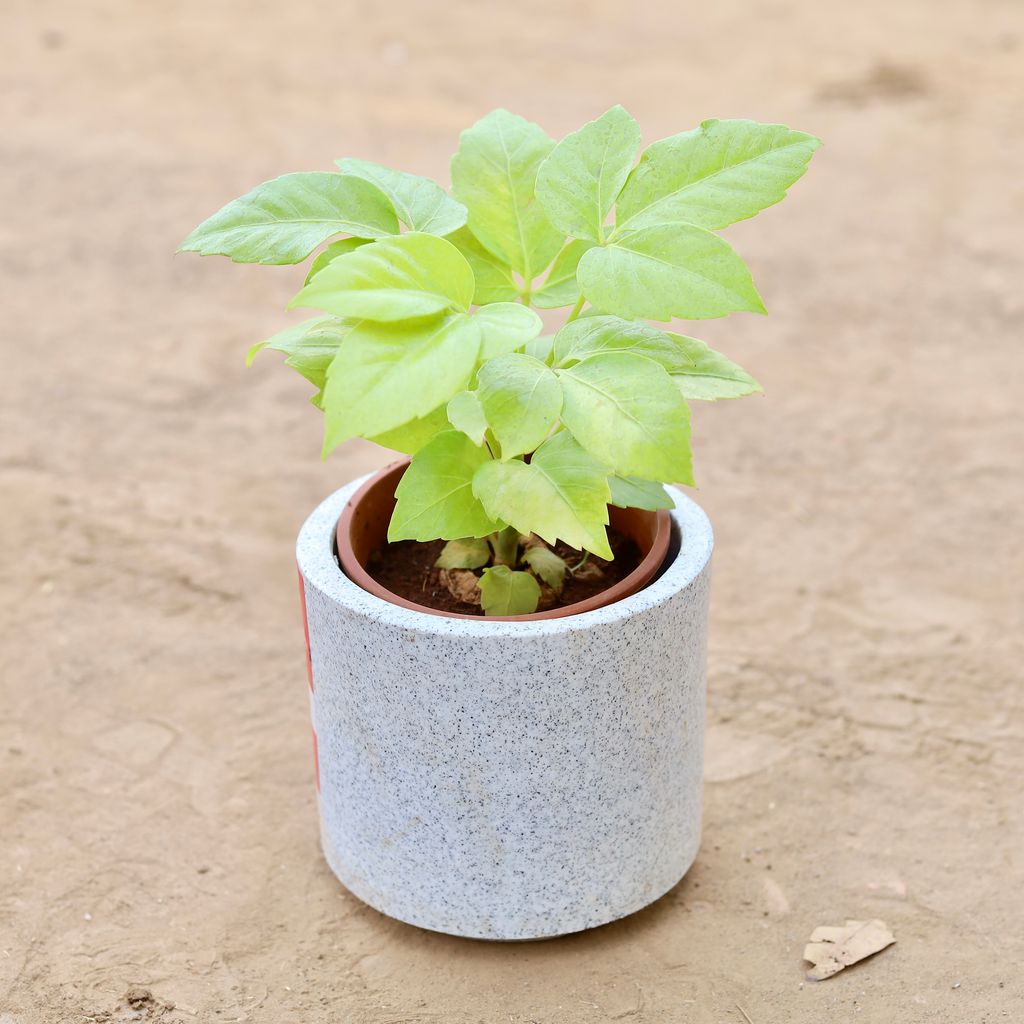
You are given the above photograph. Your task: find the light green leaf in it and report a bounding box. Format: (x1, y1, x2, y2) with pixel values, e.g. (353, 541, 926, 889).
(577, 224, 764, 321)
(475, 302, 543, 359)
(247, 316, 355, 390)
(553, 314, 696, 372)
(616, 118, 822, 234)
(450, 109, 563, 281)
(522, 545, 568, 592)
(663, 332, 762, 400)
(305, 237, 368, 282)
(447, 390, 488, 446)
(477, 354, 562, 459)
(435, 537, 491, 569)
(179, 172, 399, 264)
(525, 334, 556, 364)
(447, 227, 519, 304)
(335, 158, 468, 235)
(478, 565, 541, 616)
(390, 430, 500, 541)
(609, 476, 675, 510)
(557, 352, 693, 483)
(367, 405, 451, 455)
(532, 240, 593, 308)
(553, 317, 761, 400)
(246, 317, 325, 368)
(536, 105, 640, 242)
(473, 431, 612, 558)
(321, 313, 480, 452)
(290, 232, 475, 321)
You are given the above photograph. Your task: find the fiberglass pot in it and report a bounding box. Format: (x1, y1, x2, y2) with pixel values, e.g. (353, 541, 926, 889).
(295, 462, 713, 940)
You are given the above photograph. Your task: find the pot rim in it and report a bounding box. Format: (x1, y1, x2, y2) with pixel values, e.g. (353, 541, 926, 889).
(335, 459, 673, 622)
(297, 470, 713, 639)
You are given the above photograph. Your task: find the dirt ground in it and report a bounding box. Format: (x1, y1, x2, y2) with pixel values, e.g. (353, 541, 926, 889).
(3, 0, 1023, 1021)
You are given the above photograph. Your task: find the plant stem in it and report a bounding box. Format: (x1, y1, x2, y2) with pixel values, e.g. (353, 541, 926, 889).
(566, 294, 586, 322)
(490, 526, 521, 567)
(483, 428, 501, 462)
(570, 551, 590, 573)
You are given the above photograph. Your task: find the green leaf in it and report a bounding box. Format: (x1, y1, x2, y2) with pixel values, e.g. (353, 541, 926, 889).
(450, 109, 563, 281)
(446, 390, 488, 446)
(335, 158, 468, 235)
(179, 172, 399, 265)
(522, 545, 568, 592)
(532, 240, 593, 308)
(247, 316, 355, 390)
(478, 565, 541, 616)
(390, 430, 500, 541)
(664, 332, 762, 400)
(553, 317, 761, 400)
(321, 313, 481, 452)
(553, 314, 696, 372)
(557, 352, 693, 483)
(536, 105, 640, 242)
(435, 537, 491, 569)
(477, 354, 562, 459)
(367, 405, 451, 455)
(577, 224, 764, 321)
(447, 227, 519, 305)
(305, 237, 368, 282)
(473, 431, 612, 559)
(290, 232, 475, 321)
(525, 334, 556, 364)
(616, 118, 821, 234)
(609, 476, 675, 510)
(475, 302, 543, 360)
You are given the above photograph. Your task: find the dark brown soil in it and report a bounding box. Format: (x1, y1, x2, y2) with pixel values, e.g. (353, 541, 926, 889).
(366, 531, 642, 616)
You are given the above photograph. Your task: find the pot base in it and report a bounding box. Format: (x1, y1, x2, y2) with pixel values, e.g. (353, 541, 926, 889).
(321, 823, 699, 941)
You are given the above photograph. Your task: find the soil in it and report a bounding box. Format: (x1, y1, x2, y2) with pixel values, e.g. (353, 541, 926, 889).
(366, 531, 642, 615)
(3, 1, 1023, 1023)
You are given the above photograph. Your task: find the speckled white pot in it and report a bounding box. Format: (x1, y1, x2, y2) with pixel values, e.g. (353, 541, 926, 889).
(295, 475, 713, 941)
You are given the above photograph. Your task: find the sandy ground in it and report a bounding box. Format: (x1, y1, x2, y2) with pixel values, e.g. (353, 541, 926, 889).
(3, 0, 1023, 1021)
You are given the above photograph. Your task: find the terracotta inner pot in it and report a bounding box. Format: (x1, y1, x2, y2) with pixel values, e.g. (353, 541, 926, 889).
(335, 460, 673, 622)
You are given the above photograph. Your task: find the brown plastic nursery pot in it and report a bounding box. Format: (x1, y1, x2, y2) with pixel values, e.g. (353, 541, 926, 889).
(335, 459, 672, 621)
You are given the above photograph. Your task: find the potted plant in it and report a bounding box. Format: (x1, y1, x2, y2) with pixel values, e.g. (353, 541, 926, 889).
(181, 107, 819, 939)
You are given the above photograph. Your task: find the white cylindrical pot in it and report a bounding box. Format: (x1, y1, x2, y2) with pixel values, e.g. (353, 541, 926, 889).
(296, 475, 713, 940)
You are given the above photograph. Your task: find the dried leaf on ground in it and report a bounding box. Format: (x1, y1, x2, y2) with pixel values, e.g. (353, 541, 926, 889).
(438, 568, 481, 605)
(803, 919, 895, 980)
